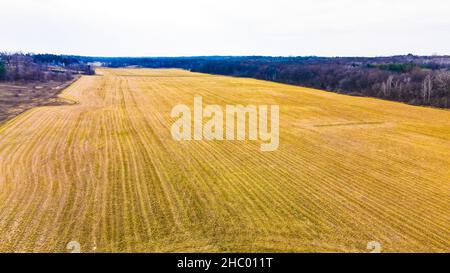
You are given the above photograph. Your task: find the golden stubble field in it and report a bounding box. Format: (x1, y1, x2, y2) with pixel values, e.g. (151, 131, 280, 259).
(0, 68, 448, 252)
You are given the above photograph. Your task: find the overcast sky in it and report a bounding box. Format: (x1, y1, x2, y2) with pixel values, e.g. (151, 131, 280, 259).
(1, 0, 449, 57)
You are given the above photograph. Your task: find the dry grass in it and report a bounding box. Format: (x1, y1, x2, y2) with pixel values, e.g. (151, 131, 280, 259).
(0, 68, 448, 253)
(0, 79, 78, 123)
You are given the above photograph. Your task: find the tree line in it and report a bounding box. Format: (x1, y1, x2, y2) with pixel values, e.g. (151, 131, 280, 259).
(0, 53, 95, 82)
(189, 56, 450, 108)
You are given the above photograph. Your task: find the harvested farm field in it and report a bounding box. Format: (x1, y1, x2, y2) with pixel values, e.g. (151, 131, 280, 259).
(0, 68, 448, 253)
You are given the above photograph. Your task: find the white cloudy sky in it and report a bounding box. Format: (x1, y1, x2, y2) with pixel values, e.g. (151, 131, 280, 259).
(1, 0, 449, 57)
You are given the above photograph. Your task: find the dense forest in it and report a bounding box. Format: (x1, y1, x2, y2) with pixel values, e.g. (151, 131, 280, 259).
(2, 53, 450, 108)
(189, 56, 450, 108)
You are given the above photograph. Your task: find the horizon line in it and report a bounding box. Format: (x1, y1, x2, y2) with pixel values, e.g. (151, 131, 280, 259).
(2, 51, 450, 59)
